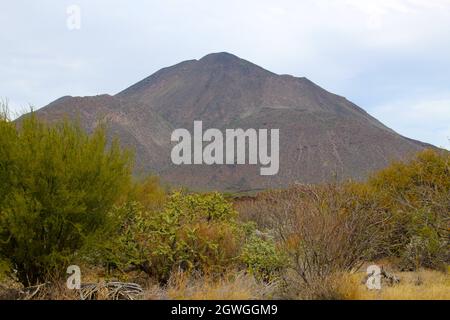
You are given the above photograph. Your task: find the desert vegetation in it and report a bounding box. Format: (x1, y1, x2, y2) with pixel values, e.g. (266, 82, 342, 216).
(234, 150, 449, 298)
(0, 106, 448, 300)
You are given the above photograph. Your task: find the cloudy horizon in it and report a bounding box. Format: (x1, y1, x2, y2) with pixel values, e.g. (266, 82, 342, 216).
(1, 0, 449, 148)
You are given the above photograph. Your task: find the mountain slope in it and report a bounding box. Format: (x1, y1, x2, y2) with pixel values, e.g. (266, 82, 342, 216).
(25, 52, 431, 191)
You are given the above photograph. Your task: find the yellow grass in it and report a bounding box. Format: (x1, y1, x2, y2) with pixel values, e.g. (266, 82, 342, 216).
(3, 267, 448, 300)
(337, 269, 450, 300)
(154, 271, 273, 300)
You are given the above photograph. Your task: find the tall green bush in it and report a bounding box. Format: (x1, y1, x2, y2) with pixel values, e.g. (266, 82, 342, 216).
(0, 114, 132, 285)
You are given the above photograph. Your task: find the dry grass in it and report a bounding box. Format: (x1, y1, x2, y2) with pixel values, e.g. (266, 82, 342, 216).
(2, 268, 448, 300)
(1, 268, 275, 300)
(337, 269, 450, 300)
(144, 271, 276, 300)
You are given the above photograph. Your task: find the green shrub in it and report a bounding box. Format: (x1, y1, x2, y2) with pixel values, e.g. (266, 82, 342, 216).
(96, 192, 248, 282)
(83, 201, 148, 275)
(367, 149, 449, 269)
(241, 235, 286, 282)
(128, 175, 167, 211)
(0, 259, 10, 282)
(400, 209, 448, 270)
(147, 192, 244, 280)
(0, 114, 132, 285)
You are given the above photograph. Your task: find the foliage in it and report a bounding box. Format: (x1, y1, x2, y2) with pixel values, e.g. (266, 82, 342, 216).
(95, 192, 248, 282)
(240, 235, 286, 282)
(278, 185, 386, 296)
(0, 259, 10, 282)
(367, 149, 449, 269)
(0, 114, 132, 285)
(127, 175, 167, 211)
(233, 149, 450, 298)
(405, 207, 448, 271)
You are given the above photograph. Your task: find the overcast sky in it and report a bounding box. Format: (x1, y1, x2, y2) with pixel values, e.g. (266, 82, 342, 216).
(1, 0, 450, 148)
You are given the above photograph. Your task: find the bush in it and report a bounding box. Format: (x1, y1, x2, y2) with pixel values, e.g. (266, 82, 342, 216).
(368, 149, 449, 269)
(240, 235, 286, 282)
(0, 259, 10, 282)
(128, 175, 167, 211)
(262, 184, 386, 298)
(0, 114, 132, 285)
(400, 210, 448, 270)
(96, 192, 248, 282)
(235, 149, 449, 297)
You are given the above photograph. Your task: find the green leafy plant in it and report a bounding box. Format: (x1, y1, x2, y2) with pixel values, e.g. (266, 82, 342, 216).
(400, 209, 448, 270)
(241, 235, 286, 282)
(96, 192, 247, 282)
(367, 149, 449, 269)
(0, 114, 132, 285)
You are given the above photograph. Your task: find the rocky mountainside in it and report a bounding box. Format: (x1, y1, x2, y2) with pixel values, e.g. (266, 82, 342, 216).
(26, 52, 431, 191)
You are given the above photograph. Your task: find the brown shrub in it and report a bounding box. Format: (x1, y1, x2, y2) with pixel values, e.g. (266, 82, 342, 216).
(238, 184, 387, 299)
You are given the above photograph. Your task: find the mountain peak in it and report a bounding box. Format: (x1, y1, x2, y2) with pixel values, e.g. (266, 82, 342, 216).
(33, 54, 429, 191)
(199, 52, 241, 64)
(197, 52, 275, 77)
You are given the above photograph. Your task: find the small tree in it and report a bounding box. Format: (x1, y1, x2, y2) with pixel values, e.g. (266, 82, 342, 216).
(0, 113, 132, 285)
(368, 149, 449, 269)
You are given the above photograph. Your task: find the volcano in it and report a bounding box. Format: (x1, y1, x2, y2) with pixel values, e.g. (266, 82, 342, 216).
(26, 52, 431, 191)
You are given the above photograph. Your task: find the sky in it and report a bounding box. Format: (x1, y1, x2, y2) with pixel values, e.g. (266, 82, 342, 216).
(1, 0, 450, 149)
